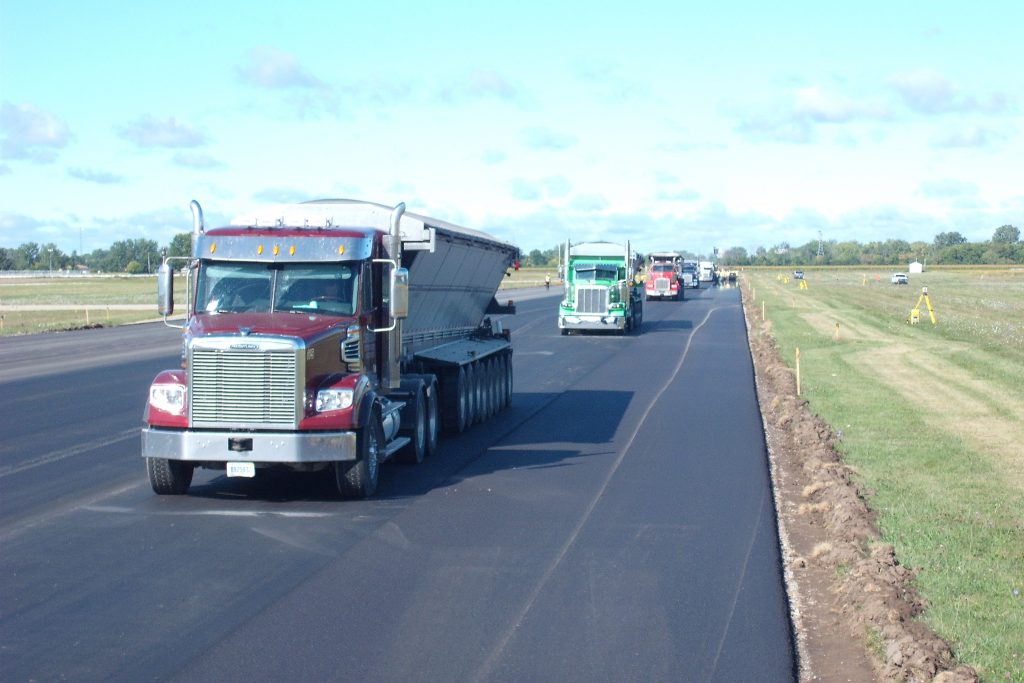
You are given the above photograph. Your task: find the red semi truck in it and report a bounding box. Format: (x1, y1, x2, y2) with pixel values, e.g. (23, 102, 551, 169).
(143, 199, 519, 498)
(645, 252, 683, 301)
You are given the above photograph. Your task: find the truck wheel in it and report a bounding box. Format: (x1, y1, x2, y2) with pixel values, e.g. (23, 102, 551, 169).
(441, 365, 468, 434)
(336, 407, 382, 498)
(147, 457, 194, 495)
(464, 362, 478, 426)
(398, 388, 427, 465)
(504, 354, 514, 406)
(483, 359, 496, 420)
(494, 355, 508, 411)
(424, 377, 440, 457)
(560, 328, 569, 336)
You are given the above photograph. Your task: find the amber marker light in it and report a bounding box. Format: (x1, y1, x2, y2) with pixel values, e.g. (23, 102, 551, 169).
(210, 243, 216, 253)
(257, 245, 264, 255)
(273, 245, 280, 256)
(338, 245, 345, 255)
(289, 245, 296, 255)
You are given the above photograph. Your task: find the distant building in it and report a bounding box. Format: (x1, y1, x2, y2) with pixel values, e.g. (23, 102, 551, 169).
(909, 261, 924, 273)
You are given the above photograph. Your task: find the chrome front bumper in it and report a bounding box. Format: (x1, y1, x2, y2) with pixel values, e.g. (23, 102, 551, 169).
(558, 315, 626, 331)
(142, 427, 357, 463)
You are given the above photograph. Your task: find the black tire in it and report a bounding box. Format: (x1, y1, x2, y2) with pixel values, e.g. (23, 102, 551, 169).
(147, 458, 194, 495)
(336, 407, 381, 498)
(504, 354, 514, 406)
(494, 355, 507, 411)
(464, 362, 478, 426)
(398, 388, 426, 465)
(424, 377, 440, 457)
(484, 359, 497, 420)
(560, 327, 569, 336)
(441, 365, 468, 434)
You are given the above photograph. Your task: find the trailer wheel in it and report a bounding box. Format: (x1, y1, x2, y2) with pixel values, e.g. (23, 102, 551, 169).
(504, 354, 514, 406)
(494, 355, 508, 411)
(398, 388, 427, 465)
(481, 359, 494, 420)
(147, 458, 194, 495)
(464, 362, 478, 426)
(424, 377, 440, 457)
(441, 365, 468, 434)
(488, 358, 500, 417)
(336, 407, 381, 498)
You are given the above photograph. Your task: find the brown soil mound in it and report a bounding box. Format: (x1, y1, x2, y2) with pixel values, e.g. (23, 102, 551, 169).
(741, 287, 978, 683)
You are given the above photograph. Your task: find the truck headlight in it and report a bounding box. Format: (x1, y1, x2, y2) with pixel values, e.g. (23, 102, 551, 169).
(316, 388, 354, 412)
(150, 383, 186, 415)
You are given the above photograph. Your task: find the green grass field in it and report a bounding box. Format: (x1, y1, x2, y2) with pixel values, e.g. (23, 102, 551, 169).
(0, 276, 184, 335)
(0, 270, 551, 336)
(744, 266, 1024, 681)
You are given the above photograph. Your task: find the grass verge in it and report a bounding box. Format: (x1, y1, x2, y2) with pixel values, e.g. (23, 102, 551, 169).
(745, 267, 1024, 681)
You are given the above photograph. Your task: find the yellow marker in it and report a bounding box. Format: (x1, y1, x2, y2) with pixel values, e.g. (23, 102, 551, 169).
(799, 280, 808, 290)
(273, 245, 280, 256)
(289, 245, 296, 255)
(257, 245, 264, 255)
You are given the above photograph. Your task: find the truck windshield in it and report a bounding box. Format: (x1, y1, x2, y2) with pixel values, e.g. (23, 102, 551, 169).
(652, 264, 674, 273)
(196, 262, 358, 316)
(574, 265, 618, 282)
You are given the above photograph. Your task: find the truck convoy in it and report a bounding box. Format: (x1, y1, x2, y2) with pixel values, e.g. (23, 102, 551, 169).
(142, 199, 519, 498)
(645, 252, 683, 301)
(558, 240, 642, 335)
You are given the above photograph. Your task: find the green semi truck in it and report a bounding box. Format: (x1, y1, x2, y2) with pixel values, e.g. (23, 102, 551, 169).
(557, 240, 643, 335)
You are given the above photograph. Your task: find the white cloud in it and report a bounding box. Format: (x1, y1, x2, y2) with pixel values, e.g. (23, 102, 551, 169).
(888, 69, 1012, 115)
(236, 46, 325, 89)
(118, 115, 208, 148)
(67, 167, 125, 184)
(918, 179, 978, 198)
(930, 125, 1005, 148)
(252, 187, 317, 204)
(438, 69, 518, 103)
(482, 149, 507, 165)
(522, 127, 576, 150)
(0, 102, 71, 162)
(172, 152, 225, 169)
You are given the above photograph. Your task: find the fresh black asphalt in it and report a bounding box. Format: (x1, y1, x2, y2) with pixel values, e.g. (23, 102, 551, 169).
(0, 284, 796, 682)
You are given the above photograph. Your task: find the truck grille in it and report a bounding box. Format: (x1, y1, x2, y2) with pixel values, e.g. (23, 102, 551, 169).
(655, 277, 670, 292)
(575, 286, 608, 314)
(191, 349, 299, 428)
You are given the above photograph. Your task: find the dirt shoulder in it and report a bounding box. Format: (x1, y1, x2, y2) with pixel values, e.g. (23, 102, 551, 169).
(740, 285, 978, 683)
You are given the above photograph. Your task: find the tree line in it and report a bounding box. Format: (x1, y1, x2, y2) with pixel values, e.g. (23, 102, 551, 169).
(2, 225, 1020, 273)
(520, 225, 1021, 268)
(0, 234, 193, 273)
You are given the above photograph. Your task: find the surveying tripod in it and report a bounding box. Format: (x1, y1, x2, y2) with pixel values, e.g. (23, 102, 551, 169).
(908, 286, 936, 325)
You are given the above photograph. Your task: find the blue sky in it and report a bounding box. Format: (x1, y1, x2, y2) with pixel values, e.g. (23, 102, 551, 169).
(1, 0, 1021, 257)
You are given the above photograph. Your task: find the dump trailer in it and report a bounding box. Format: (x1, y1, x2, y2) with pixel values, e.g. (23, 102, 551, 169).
(142, 199, 519, 498)
(558, 240, 642, 335)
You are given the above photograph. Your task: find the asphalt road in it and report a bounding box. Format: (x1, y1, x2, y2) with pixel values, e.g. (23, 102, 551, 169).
(0, 284, 796, 682)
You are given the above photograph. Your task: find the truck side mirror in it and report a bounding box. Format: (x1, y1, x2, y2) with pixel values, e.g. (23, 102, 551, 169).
(390, 267, 409, 319)
(157, 262, 174, 316)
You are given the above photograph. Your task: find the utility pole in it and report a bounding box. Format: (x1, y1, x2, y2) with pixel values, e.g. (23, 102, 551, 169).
(817, 231, 824, 258)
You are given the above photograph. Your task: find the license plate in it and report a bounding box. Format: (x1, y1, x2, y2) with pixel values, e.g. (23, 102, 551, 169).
(226, 462, 255, 478)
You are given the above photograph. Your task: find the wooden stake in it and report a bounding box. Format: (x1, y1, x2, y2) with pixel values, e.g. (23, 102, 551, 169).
(762, 300, 765, 321)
